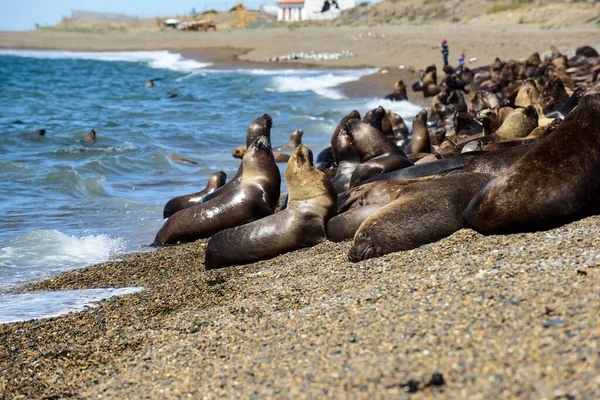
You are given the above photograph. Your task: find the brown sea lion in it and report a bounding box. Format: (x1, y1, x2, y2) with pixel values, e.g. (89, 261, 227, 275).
(331, 110, 361, 163)
(330, 128, 361, 194)
(492, 105, 538, 141)
(204, 114, 273, 204)
(464, 93, 600, 234)
(462, 142, 536, 177)
(326, 204, 384, 243)
(477, 109, 501, 136)
(348, 173, 493, 262)
(154, 136, 280, 245)
(205, 144, 335, 269)
(171, 156, 198, 165)
(21, 129, 46, 137)
(382, 110, 409, 140)
(346, 120, 413, 186)
(384, 80, 408, 101)
(162, 171, 227, 218)
(84, 129, 96, 143)
(408, 110, 430, 154)
(146, 79, 154, 87)
(538, 75, 570, 114)
(231, 146, 289, 163)
(514, 79, 540, 108)
(273, 129, 303, 152)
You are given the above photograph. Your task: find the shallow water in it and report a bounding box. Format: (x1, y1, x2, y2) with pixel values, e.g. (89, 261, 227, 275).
(0, 49, 422, 320)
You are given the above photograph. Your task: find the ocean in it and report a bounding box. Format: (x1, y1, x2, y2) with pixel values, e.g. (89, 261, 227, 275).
(0, 49, 422, 322)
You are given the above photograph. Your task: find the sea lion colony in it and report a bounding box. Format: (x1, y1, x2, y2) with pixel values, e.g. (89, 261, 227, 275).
(157, 45, 600, 267)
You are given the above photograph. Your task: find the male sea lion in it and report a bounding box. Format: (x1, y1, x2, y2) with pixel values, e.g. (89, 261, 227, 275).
(330, 128, 361, 193)
(204, 144, 335, 269)
(331, 110, 361, 163)
(154, 136, 280, 245)
(84, 129, 96, 143)
(363, 106, 386, 133)
(203, 114, 273, 204)
(348, 173, 493, 262)
(273, 129, 303, 152)
(346, 120, 413, 186)
(464, 93, 600, 234)
(162, 171, 227, 218)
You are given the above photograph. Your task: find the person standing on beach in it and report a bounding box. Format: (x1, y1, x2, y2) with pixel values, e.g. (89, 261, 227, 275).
(441, 38, 449, 66)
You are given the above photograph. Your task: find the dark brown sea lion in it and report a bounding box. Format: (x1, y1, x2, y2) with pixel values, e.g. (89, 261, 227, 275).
(348, 172, 493, 262)
(407, 110, 430, 154)
(360, 155, 477, 183)
(462, 142, 536, 177)
(464, 93, 600, 234)
(331, 110, 361, 163)
(575, 45, 599, 58)
(326, 204, 384, 243)
(273, 129, 303, 152)
(346, 120, 413, 186)
(21, 129, 46, 137)
(146, 79, 154, 87)
(330, 128, 361, 193)
(154, 136, 280, 245)
(363, 106, 386, 133)
(538, 75, 570, 114)
(203, 114, 273, 204)
(204, 144, 335, 269)
(84, 129, 96, 143)
(162, 171, 227, 218)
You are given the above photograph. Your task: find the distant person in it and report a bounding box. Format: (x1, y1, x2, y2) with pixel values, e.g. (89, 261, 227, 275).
(458, 50, 465, 68)
(322, 0, 331, 12)
(332, 0, 340, 9)
(441, 38, 449, 67)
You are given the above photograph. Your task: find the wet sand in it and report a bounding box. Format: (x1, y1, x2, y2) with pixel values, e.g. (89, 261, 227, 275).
(2, 24, 600, 398)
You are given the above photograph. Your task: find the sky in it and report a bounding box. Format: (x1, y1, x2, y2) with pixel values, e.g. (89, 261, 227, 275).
(0, 0, 378, 31)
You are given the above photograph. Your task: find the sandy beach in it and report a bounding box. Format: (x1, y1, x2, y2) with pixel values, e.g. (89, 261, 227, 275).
(2, 23, 600, 398)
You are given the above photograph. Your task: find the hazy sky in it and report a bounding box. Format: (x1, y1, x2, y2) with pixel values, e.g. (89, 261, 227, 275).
(0, 0, 279, 31)
(1, 0, 377, 31)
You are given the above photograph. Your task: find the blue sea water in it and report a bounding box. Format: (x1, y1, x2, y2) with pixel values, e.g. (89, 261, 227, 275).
(0, 49, 422, 321)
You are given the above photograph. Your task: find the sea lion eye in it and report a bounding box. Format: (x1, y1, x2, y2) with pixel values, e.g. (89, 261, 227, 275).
(358, 232, 368, 240)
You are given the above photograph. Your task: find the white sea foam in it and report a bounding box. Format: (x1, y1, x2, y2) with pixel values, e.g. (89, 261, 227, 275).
(0, 287, 143, 324)
(0, 230, 126, 288)
(363, 99, 424, 120)
(268, 68, 379, 99)
(0, 49, 211, 72)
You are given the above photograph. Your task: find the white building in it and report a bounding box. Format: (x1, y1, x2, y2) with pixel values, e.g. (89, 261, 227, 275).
(276, 0, 356, 22)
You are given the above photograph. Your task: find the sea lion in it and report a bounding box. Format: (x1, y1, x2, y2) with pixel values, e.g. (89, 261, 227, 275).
(464, 93, 600, 234)
(363, 106, 387, 133)
(21, 129, 46, 137)
(575, 45, 599, 58)
(538, 75, 570, 114)
(346, 120, 413, 186)
(407, 110, 430, 154)
(384, 80, 408, 101)
(231, 146, 289, 163)
(348, 172, 493, 262)
(330, 128, 361, 193)
(382, 110, 409, 141)
(514, 79, 540, 108)
(461, 140, 483, 153)
(331, 110, 361, 163)
(462, 142, 536, 177)
(477, 109, 501, 136)
(204, 144, 335, 269)
(327, 204, 384, 243)
(491, 105, 538, 141)
(162, 171, 227, 218)
(273, 129, 303, 152)
(203, 114, 273, 204)
(146, 79, 154, 87)
(84, 129, 96, 143)
(171, 156, 198, 165)
(359, 155, 477, 183)
(154, 136, 280, 245)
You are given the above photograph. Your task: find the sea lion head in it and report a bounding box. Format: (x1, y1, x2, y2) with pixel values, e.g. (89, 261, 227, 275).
(348, 229, 380, 262)
(286, 144, 334, 202)
(146, 79, 154, 87)
(208, 171, 227, 189)
(242, 136, 274, 177)
(246, 114, 273, 147)
(231, 145, 247, 159)
(331, 110, 361, 162)
(335, 128, 360, 163)
(393, 80, 406, 92)
(514, 79, 540, 108)
(363, 106, 386, 132)
(290, 129, 304, 145)
(477, 109, 500, 135)
(84, 129, 96, 143)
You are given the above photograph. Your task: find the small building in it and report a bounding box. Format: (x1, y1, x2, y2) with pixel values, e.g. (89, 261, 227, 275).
(276, 0, 355, 22)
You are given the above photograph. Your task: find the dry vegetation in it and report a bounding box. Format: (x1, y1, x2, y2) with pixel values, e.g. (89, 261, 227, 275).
(39, 0, 600, 33)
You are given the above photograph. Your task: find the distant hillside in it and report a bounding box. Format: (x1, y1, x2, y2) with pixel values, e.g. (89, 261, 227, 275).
(336, 0, 600, 28)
